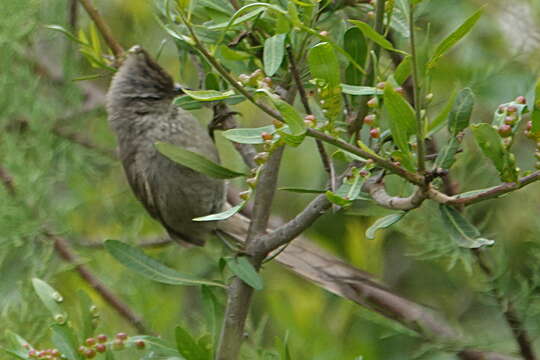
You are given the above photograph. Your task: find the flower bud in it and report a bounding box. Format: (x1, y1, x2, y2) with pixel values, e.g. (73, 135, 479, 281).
(515, 95, 527, 104)
(254, 152, 269, 165)
(369, 128, 381, 138)
(498, 124, 512, 137)
(367, 97, 378, 108)
(363, 114, 376, 126)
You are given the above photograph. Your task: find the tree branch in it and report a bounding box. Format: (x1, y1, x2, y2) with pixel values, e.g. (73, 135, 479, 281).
(427, 171, 540, 206)
(77, 0, 124, 58)
(216, 148, 284, 360)
(363, 177, 426, 210)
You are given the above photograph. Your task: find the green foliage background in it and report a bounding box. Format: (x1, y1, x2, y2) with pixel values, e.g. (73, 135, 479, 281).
(1, 0, 540, 358)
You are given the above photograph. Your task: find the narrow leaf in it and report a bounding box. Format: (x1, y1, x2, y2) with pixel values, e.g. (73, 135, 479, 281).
(45, 25, 87, 45)
(155, 142, 245, 179)
(175, 326, 208, 360)
(471, 123, 518, 182)
(182, 89, 235, 101)
(225, 256, 263, 290)
(193, 202, 245, 222)
(278, 187, 326, 194)
(308, 42, 341, 88)
(344, 27, 367, 84)
(428, 8, 484, 69)
(129, 336, 180, 357)
(434, 137, 460, 169)
(448, 88, 474, 136)
(394, 55, 412, 85)
(439, 205, 494, 248)
(264, 34, 286, 76)
(257, 90, 306, 136)
(51, 325, 83, 360)
(32, 278, 67, 322)
(222, 125, 276, 144)
(104, 240, 225, 287)
(383, 83, 416, 168)
(341, 84, 382, 96)
(366, 213, 405, 240)
(348, 20, 404, 53)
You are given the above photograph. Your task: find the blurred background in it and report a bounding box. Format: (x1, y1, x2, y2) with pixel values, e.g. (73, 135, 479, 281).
(1, 0, 540, 359)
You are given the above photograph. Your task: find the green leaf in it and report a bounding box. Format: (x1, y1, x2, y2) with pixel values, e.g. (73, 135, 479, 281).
(209, 7, 265, 30)
(427, 89, 457, 136)
(225, 256, 264, 290)
(366, 213, 405, 240)
(222, 125, 276, 144)
(45, 25, 87, 45)
(471, 123, 518, 182)
(448, 88, 474, 136)
(434, 137, 460, 169)
(383, 83, 416, 168)
(51, 324, 83, 360)
(201, 286, 220, 344)
(278, 187, 326, 194)
(428, 8, 484, 69)
(193, 202, 245, 222)
(394, 55, 412, 85)
(155, 142, 245, 179)
(104, 240, 225, 287)
(174, 95, 204, 110)
(175, 326, 208, 360)
(348, 20, 405, 54)
(343, 27, 367, 85)
(325, 190, 352, 207)
(532, 78, 540, 136)
(32, 278, 67, 322)
(257, 90, 306, 136)
(264, 34, 286, 76)
(341, 84, 382, 96)
(439, 205, 495, 249)
(77, 290, 96, 340)
(3, 331, 32, 359)
(308, 42, 341, 88)
(182, 89, 235, 101)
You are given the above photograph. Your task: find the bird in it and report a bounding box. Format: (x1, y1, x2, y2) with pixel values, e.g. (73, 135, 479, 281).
(106, 45, 225, 246)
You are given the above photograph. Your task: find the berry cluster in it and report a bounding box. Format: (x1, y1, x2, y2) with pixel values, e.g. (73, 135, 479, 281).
(363, 82, 405, 139)
(76, 333, 144, 358)
(238, 69, 272, 89)
(25, 346, 61, 359)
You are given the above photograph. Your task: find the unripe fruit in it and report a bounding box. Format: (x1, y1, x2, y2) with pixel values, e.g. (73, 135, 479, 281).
(425, 93, 434, 103)
(319, 30, 329, 37)
(504, 116, 515, 125)
(254, 152, 269, 165)
(369, 128, 381, 138)
(97, 335, 107, 343)
(115, 333, 128, 341)
(51, 349, 60, 357)
(367, 97, 378, 108)
(260, 132, 273, 141)
(498, 124, 512, 137)
(85, 338, 96, 347)
(246, 177, 257, 189)
(135, 340, 146, 349)
(516, 95, 527, 104)
(272, 119, 284, 128)
(95, 344, 106, 353)
(367, 11, 375, 18)
(359, 169, 369, 177)
(28, 350, 38, 358)
(78, 346, 87, 354)
(363, 114, 376, 125)
(84, 349, 96, 359)
(239, 190, 251, 200)
(506, 105, 517, 113)
(395, 87, 405, 95)
(526, 121, 532, 131)
(376, 82, 386, 89)
(498, 105, 507, 113)
(238, 74, 249, 84)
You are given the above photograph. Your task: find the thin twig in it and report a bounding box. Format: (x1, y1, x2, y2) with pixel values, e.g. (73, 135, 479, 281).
(349, 0, 386, 135)
(408, 3, 426, 174)
(427, 171, 540, 206)
(77, 0, 124, 58)
(286, 45, 336, 192)
(51, 233, 149, 333)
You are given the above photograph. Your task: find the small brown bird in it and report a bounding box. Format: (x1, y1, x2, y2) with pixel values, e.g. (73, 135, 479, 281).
(106, 46, 225, 245)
